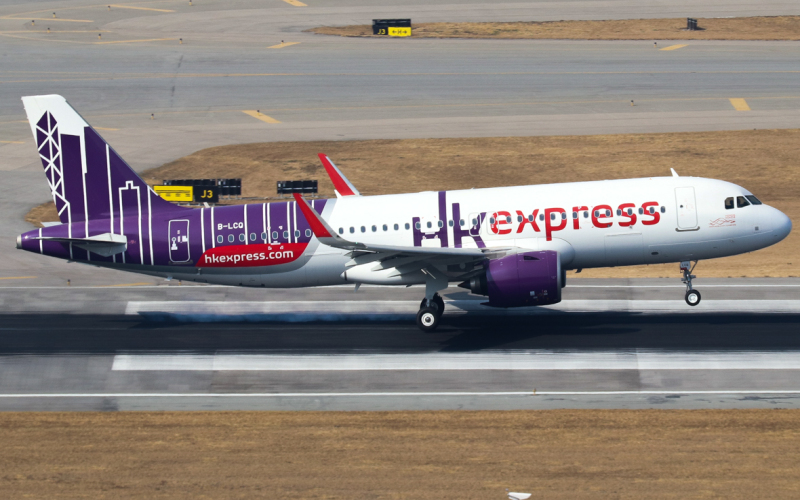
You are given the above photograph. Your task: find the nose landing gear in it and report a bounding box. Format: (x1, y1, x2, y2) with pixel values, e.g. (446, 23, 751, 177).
(680, 260, 701, 306)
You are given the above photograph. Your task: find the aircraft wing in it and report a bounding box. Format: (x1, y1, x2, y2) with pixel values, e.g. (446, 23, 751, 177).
(318, 153, 360, 197)
(293, 194, 505, 277)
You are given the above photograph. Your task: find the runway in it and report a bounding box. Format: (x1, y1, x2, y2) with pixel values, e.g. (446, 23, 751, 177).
(0, 281, 799, 410)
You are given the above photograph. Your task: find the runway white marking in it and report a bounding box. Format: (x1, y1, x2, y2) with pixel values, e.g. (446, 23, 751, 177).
(112, 351, 800, 371)
(2, 390, 800, 398)
(124, 299, 800, 317)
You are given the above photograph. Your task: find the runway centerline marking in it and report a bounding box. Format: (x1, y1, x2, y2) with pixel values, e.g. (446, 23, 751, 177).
(108, 5, 175, 12)
(281, 0, 307, 6)
(0, 276, 36, 280)
(0, 140, 25, 144)
(242, 110, 281, 124)
(93, 127, 118, 131)
(112, 351, 800, 371)
(730, 98, 751, 111)
(0, 18, 93, 22)
(660, 44, 688, 51)
(267, 41, 300, 49)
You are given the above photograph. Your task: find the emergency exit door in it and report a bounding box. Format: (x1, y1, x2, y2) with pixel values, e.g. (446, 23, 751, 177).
(169, 220, 190, 262)
(675, 187, 698, 229)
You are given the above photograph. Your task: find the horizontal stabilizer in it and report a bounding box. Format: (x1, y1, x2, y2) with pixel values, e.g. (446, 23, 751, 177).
(35, 232, 127, 257)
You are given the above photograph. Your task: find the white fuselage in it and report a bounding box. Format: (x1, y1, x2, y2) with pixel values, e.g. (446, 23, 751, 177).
(140, 175, 790, 288)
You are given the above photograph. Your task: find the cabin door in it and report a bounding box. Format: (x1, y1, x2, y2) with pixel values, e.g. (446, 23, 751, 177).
(675, 187, 698, 229)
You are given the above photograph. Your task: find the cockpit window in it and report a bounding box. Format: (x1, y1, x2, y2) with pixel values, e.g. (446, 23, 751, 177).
(724, 197, 734, 210)
(737, 196, 750, 208)
(745, 195, 763, 205)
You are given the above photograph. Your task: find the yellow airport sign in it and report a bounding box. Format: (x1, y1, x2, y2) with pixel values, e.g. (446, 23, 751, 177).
(154, 185, 193, 202)
(388, 27, 411, 37)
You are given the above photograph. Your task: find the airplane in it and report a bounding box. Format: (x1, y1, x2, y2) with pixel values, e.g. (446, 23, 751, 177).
(16, 95, 793, 331)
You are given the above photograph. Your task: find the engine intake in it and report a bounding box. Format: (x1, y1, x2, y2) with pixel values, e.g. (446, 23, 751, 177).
(459, 251, 562, 308)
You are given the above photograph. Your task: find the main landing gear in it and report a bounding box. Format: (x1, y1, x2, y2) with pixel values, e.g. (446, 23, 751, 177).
(417, 293, 444, 332)
(681, 260, 701, 306)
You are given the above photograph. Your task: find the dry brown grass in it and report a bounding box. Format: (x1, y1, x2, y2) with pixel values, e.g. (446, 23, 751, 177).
(26, 130, 800, 278)
(309, 16, 800, 40)
(2, 410, 800, 499)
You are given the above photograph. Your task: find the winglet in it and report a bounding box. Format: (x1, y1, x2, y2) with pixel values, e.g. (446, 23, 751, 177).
(318, 153, 360, 197)
(671, 168, 679, 177)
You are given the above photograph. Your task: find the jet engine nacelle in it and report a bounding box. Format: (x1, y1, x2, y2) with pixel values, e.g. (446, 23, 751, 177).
(462, 251, 562, 307)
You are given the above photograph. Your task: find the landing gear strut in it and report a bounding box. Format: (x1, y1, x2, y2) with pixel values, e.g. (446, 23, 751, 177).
(681, 260, 701, 306)
(417, 293, 444, 332)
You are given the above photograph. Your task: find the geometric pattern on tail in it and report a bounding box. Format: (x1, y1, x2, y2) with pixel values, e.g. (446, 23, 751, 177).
(35, 111, 71, 225)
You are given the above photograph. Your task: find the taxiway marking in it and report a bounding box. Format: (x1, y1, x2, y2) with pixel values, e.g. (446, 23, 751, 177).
(282, 0, 307, 6)
(95, 38, 176, 45)
(242, 110, 281, 124)
(730, 98, 751, 111)
(268, 41, 300, 49)
(0, 140, 25, 144)
(660, 44, 688, 51)
(0, 276, 36, 280)
(108, 5, 175, 12)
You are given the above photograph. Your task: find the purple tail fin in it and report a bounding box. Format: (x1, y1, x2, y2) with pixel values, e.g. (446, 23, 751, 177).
(22, 94, 179, 226)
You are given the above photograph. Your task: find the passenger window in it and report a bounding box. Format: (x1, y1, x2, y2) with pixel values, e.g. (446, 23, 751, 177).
(427, 221, 433, 228)
(638, 208, 644, 215)
(583, 211, 588, 218)
(488, 217, 495, 224)
(660, 206, 665, 213)
(745, 195, 763, 205)
(338, 228, 344, 234)
(527, 215, 533, 222)
(394, 224, 399, 230)
(239, 233, 246, 242)
(448, 220, 454, 227)
(361, 226, 366, 233)
(505, 216, 511, 223)
(438, 220, 444, 228)
(539, 214, 544, 221)
(724, 197, 734, 210)
(261, 232, 267, 241)
(282, 231, 289, 239)
(294, 230, 300, 238)
(572, 212, 577, 219)
(415, 222, 421, 230)
(371, 225, 377, 232)
(459, 219, 465, 227)
(382, 224, 388, 231)
(305, 229, 312, 237)
(228, 234, 235, 243)
(616, 209, 621, 216)
(405, 223, 411, 230)
(272, 231, 279, 240)
(349, 227, 355, 234)
(737, 196, 750, 208)
(561, 212, 566, 220)
(250, 233, 256, 241)
(594, 210, 599, 217)
(216, 235, 223, 244)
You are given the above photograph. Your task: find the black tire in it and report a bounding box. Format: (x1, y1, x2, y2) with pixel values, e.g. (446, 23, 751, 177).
(419, 294, 445, 317)
(685, 289, 701, 306)
(416, 307, 439, 332)
(432, 294, 445, 316)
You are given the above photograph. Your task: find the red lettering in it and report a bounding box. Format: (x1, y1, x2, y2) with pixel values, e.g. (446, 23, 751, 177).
(544, 208, 567, 241)
(641, 202, 660, 225)
(592, 204, 613, 228)
(515, 209, 540, 233)
(618, 203, 637, 227)
(491, 211, 512, 235)
(572, 206, 588, 230)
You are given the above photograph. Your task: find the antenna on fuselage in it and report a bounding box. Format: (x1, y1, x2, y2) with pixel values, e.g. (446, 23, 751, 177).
(670, 168, 679, 177)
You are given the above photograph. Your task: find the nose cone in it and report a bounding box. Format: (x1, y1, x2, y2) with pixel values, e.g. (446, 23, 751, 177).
(773, 208, 792, 243)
